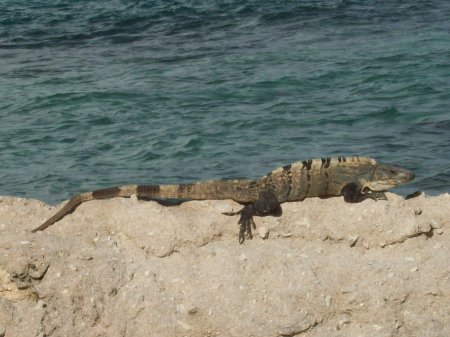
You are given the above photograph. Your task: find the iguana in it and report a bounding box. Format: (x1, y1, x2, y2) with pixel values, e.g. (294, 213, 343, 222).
(32, 156, 414, 243)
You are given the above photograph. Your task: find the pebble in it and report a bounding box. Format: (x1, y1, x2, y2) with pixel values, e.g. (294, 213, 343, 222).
(37, 300, 47, 308)
(414, 208, 422, 216)
(348, 235, 359, 247)
(239, 254, 247, 261)
(410, 267, 418, 272)
(176, 303, 197, 314)
(278, 321, 311, 336)
(257, 226, 269, 239)
(320, 234, 329, 241)
(187, 306, 198, 315)
(78, 253, 93, 261)
(337, 314, 351, 329)
(425, 288, 441, 296)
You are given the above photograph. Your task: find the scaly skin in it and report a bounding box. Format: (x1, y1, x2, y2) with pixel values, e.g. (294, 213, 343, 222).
(32, 156, 414, 243)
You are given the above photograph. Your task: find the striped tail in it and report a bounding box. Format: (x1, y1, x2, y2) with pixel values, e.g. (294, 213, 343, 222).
(32, 180, 255, 232)
(32, 185, 147, 232)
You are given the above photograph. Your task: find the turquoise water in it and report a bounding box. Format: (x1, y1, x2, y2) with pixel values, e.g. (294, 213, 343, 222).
(1, 1, 449, 204)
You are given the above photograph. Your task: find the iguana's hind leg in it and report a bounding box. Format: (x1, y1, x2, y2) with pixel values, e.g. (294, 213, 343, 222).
(223, 190, 282, 244)
(341, 182, 387, 203)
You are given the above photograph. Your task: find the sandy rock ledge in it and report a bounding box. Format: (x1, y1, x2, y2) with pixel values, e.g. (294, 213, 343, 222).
(0, 193, 449, 337)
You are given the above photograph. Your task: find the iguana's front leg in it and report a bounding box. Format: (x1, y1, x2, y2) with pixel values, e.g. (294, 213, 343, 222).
(341, 182, 387, 203)
(224, 190, 282, 243)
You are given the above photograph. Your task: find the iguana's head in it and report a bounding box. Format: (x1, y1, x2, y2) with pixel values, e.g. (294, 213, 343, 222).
(363, 164, 415, 191)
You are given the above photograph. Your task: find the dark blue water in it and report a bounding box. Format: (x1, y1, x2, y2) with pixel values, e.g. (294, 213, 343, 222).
(1, 0, 449, 204)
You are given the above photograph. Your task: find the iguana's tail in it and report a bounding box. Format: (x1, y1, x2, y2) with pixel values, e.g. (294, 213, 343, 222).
(32, 180, 256, 232)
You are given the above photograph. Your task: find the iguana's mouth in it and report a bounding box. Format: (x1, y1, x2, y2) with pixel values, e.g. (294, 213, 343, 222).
(364, 173, 415, 191)
(363, 181, 392, 191)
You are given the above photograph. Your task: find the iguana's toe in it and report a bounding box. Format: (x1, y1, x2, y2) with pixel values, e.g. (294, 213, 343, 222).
(238, 214, 256, 244)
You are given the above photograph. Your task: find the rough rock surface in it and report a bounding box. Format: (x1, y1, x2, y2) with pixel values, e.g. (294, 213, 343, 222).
(0, 193, 449, 337)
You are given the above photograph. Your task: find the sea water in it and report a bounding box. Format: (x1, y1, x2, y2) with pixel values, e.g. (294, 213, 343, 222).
(1, 0, 449, 203)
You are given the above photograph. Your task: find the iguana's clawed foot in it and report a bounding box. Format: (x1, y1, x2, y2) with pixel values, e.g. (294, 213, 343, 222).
(237, 205, 257, 243)
(223, 204, 257, 243)
(238, 216, 256, 243)
(223, 190, 282, 244)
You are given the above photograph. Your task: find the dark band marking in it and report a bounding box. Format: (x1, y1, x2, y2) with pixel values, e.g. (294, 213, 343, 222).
(302, 160, 312, 170)
(338, 157, 342, 162)
(283, 164, 292, 172)
(321, 158, 326, 167)
(325, 157, 331, 168)
(283, 166, 292, 200)
(92, 187, 121, 199)
(137, 185, 160, 197)
(305, 171, 312, 196)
